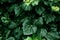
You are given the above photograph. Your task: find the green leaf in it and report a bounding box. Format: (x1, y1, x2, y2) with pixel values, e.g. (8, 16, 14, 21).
(45, 32, 60, 40)
(14, 6, 22, 16)
(21, 3, 32, 11)
(23, 24, 37, 35)
(51, 6, 60, 12)
(31, 0, 40, 6)
(1, 16, 9, 24)
(34, 17, 43, 26)
(22, 19, 37, 35)
(32, 35, 42, 40)
(40, 29, 47, 37)
(8, 4, 17, 12)
(35, 7, 45, 15)
(8, 22, 17, 29)
(50, 24, 57, 31)
(5, 30, 11, 39)
(43, 14, 56, 24)
(6, 37, 15, 40)
(13, 27, 22, 40)
(48, 32, 60, 38)
(0, 37, 2, 40)
(24, 37, 32, 40)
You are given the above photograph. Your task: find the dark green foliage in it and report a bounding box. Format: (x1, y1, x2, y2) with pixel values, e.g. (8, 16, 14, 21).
(0, 0, 60, 40)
